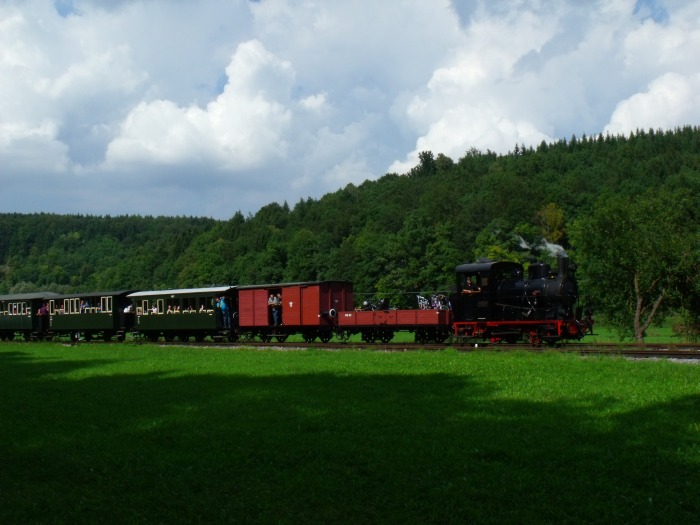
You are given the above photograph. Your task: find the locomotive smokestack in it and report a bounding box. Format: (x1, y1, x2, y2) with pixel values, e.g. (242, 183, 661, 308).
(558, 256, 569, 277)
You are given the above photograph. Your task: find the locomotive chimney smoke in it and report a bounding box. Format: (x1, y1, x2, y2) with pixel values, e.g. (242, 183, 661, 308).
(544, 240, 567, 257)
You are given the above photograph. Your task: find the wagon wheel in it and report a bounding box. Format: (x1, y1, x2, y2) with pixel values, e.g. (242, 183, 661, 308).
(361, 330, 376, 343)
(195, 334, 205, 342)
(179, 334, 190, 342)
(319, 332, 333, 343)
(260, 333, 272, 343)
(275, 334, 288, 342)
(415, 329, 429, 344)
(84, 332, 93, 342)
(303, 332, 317, 343)
(433, 330, 450, 344)
(379, 331, 394, 343)
(164, 333, 175, 342)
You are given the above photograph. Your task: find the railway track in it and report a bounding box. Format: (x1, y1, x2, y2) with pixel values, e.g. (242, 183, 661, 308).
(151, 339, 700, 360)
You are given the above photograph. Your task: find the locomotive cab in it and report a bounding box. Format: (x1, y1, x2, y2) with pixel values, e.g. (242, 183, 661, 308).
(451, 261, 524, 322)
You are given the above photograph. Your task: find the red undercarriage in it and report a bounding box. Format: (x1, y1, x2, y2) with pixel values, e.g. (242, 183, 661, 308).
(453, 319, 588, 345)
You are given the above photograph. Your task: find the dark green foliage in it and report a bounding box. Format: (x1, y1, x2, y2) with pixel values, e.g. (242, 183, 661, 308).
(1, 127, 698, 330)
(569, 185, 699, 341)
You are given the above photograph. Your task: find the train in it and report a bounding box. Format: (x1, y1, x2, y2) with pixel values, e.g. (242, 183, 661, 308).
(0, 256, 593, 345)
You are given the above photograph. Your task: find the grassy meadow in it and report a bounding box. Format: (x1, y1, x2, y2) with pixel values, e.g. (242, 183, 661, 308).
(1, 343, 698, 524)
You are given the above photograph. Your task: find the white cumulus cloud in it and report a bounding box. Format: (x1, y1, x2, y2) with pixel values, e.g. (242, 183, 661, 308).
(0, 0, 698, 219)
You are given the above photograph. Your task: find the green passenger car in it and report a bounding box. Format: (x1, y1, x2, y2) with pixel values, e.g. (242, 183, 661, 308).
(127, 286, 237, 342)
(49, 290, 136, 341)
(0, 292, 58, 341)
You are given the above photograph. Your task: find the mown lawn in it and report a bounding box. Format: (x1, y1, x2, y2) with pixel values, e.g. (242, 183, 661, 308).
(1, 343, 698, 524)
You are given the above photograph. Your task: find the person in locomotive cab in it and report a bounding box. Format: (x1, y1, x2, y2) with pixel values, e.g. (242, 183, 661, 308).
(462, 276, 481, 294)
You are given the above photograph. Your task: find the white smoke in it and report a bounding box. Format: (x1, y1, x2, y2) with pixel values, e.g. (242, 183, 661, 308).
(518, 236, 567, 257)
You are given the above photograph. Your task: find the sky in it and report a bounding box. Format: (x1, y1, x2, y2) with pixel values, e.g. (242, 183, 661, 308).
(1, 0, 699, 220)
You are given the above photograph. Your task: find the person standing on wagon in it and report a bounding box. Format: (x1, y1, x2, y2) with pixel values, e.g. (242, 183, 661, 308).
(268, 293, 281, 326)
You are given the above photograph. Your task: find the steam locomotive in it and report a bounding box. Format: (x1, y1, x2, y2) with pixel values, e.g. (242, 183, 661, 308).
(450, 257, 589, 345)
(0, 257, 591, 345)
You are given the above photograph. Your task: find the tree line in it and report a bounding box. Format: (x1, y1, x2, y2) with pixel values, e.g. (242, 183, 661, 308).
(1, 126, 698, 341)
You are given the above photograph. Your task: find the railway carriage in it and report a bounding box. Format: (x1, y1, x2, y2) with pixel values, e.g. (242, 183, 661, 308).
(127, 286, 237, 342)
(237, 281, 354, 342)
(49, 290, 135, 341)
(0, 291, 58, 341)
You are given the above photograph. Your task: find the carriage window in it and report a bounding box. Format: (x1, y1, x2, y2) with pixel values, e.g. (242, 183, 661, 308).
(101, 296, 112, 313)
(141, 300, 149, 314)
(65, 298, 76, 314)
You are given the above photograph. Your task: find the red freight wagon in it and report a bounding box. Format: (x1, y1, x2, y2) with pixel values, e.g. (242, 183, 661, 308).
(237, 281, 354, 342)
(337, 308, 452, 343)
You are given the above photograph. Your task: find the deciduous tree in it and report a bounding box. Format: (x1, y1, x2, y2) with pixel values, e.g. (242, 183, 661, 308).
(570, 187, 698, 341)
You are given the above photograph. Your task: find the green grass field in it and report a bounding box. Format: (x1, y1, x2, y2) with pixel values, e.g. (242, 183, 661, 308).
(1, 343, 698, 524)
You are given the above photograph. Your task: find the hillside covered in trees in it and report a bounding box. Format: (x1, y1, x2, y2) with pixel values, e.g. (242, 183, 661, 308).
(1, 127, 698, 339)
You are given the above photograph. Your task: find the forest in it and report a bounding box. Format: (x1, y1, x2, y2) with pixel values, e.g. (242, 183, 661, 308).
(1, 127, 698, 340)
